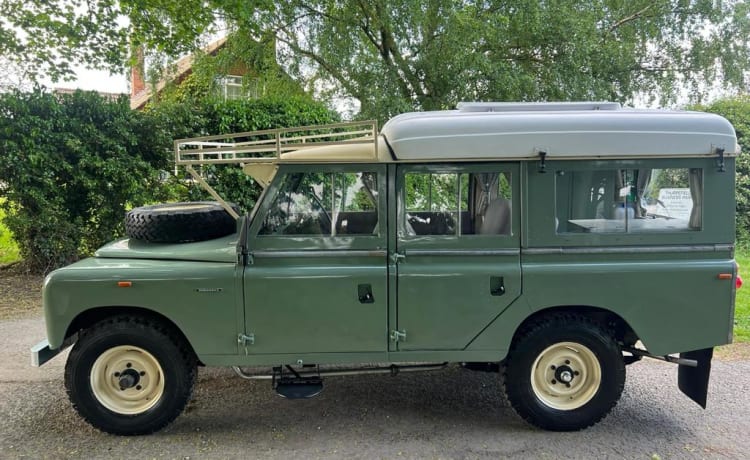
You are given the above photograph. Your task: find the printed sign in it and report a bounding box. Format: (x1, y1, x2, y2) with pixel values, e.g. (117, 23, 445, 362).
(658, 188, 693, 220)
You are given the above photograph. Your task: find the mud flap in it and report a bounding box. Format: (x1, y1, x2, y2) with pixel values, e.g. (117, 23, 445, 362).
(677, 347, 713, 408)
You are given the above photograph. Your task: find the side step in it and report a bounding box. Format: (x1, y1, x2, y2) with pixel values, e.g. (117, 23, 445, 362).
(273, 365, 323, 399)
(231, 362, 449, 400)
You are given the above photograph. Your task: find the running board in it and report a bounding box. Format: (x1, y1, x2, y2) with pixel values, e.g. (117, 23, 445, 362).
(232, 362, 448, 380)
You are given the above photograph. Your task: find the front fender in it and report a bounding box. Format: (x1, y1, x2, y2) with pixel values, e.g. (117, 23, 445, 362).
(43, 257, 240, 356)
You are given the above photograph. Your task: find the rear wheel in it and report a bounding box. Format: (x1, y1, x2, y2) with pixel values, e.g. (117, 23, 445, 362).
(65, 316, 196, 435)
(503, 315, 625, 431)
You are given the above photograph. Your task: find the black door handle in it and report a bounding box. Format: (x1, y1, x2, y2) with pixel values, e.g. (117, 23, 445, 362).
(358, 284, 374, 303)
(490, 276, 505, 296)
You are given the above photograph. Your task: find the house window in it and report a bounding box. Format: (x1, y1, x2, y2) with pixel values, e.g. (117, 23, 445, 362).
(216, 75, 244, 101)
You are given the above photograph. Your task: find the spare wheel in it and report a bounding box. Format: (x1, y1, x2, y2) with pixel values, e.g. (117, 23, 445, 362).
(125, 201, 239, 243)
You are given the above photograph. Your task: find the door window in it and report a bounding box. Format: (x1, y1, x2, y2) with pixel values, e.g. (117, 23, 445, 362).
(259, 171, 379, 237)
(402, 171, 512, 236)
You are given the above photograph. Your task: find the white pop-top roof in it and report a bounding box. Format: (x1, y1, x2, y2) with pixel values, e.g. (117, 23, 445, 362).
(380, 102, 738, 160)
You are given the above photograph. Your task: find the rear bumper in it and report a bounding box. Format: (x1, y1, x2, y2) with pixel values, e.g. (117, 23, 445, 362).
(30, 339, 63, 367)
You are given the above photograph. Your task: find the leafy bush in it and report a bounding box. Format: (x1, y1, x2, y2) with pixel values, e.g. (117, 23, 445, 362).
(0, 90, 338, 272)
(692, 97, 750, 245)
(0, 90, 169, 271)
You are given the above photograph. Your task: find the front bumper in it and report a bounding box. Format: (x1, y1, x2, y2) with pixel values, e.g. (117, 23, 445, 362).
(30, 339, 63, 367)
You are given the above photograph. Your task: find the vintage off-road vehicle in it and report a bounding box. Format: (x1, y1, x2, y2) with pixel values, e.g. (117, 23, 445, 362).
(33, 102, 741, 435)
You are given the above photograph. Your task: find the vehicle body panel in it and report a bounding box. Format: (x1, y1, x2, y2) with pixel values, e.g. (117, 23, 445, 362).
(43, 257, 239, 355)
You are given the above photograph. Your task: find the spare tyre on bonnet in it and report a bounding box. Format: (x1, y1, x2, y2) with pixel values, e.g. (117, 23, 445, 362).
(125, 201, 239, 243)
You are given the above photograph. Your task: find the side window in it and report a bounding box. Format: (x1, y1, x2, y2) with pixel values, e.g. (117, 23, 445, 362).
(555, 168, 702, 233)
(403, 171, 511, 236)
(259, 171, 379, 236)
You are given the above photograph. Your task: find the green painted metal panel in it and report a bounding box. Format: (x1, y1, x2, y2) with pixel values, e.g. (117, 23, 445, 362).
(528, 256, 734, 355)
(243, 256, 388, 353)
(43, 258, 239, 355)
(242, 163, 389, 354)
(394, 163, 522, 351)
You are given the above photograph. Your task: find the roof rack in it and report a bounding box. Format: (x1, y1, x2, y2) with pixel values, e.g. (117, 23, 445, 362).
(456, 101, 621, 112)
(174, 120, 378, 166)
(173, 121, 378, 220)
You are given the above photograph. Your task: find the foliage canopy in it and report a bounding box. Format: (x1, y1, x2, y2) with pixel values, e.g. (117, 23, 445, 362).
(2, 1, 749, 121)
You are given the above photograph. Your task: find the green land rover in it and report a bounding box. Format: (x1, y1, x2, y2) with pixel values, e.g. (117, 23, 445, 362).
(32, 102, 742, 435)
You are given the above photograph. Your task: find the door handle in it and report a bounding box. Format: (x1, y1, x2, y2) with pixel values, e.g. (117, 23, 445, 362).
(358, 284, 374, 303)
(490, 276, 505, 296)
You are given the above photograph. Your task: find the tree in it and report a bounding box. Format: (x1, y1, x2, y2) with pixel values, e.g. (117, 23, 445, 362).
(691, 96, 750, 245)
(2, 1, 749, 121)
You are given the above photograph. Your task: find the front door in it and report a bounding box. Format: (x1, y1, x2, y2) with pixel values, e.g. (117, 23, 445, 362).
(393, 163, 522, 351)
(243, 164, 388, 354)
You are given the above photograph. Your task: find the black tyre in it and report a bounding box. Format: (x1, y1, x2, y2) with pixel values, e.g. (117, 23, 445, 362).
(503, 315, 625, 431)
(125, 201, 238, 243)
(64, 316, 197, 435)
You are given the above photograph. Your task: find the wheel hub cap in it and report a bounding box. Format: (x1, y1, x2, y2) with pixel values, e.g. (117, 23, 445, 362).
(530, 342, 602, 410)
(90, 345, 165, 415)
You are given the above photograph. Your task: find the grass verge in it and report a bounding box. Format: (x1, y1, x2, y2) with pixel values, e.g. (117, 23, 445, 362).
(733, 248, 750, 342)
(0, 202, 21, 265)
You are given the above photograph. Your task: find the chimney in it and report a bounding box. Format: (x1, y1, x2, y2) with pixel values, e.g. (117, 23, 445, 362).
(131, 47, 146, 97)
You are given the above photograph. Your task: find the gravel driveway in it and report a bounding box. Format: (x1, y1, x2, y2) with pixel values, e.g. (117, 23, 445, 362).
(2, 317, 749, 459)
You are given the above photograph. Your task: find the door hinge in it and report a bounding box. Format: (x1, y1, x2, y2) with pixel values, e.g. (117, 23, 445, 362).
(391, 252, 406, 264)
(238, 333, 255, 346)
(390, 330, 407, 342)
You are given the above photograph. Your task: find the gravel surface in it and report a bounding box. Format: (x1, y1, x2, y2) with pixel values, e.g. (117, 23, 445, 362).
(2, 317, 749, 460)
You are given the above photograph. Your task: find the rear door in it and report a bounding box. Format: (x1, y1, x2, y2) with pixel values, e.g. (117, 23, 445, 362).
(392, 163, 522, 351)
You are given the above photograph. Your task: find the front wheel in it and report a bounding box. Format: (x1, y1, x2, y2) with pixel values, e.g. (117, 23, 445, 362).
(64, 316, 196, 435)
(503, 315, 625, 431)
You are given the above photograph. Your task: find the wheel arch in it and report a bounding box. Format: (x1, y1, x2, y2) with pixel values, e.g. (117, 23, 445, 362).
(64, 306, 200, 364)
(511, 305, 639, 350)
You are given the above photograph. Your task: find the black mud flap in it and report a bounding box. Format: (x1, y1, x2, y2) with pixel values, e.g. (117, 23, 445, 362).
(677, 347, 714, 408)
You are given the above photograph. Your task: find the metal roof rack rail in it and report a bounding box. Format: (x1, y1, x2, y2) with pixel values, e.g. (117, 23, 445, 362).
(173, 121, 378, 220)
(174, 120, 378, 166)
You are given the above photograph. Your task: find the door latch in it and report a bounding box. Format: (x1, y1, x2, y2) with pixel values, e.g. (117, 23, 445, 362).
(390, 330, 407, 342)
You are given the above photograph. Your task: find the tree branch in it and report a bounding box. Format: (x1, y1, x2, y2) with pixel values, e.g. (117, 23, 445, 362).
(608, 5, 653, 32)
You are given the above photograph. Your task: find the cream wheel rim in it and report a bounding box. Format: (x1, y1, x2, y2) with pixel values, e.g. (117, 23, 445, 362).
(90, 345, 165, 415)
(530, 342, 601, 410)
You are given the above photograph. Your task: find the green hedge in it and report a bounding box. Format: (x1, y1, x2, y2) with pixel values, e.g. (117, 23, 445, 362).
(0, 90, 337, 272)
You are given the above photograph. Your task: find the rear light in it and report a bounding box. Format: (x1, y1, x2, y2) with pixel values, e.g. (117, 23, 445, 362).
(736, 262, 743, 289)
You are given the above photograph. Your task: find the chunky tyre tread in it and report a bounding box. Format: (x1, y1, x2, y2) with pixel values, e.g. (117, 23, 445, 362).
(64, 316, 197, 436)
(125, 201, 238, 243)
(503, 314, 625, 431)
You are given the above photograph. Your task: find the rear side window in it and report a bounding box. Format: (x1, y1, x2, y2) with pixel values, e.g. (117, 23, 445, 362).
(555, 168, 702, 233)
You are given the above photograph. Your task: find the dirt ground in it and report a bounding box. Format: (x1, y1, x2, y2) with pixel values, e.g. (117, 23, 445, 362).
(0, 264, 43, 320)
